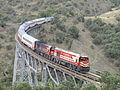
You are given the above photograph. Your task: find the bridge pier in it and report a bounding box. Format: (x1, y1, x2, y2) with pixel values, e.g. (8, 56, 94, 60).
(12, 44, 38, 87)
(41, 63, 47, 83)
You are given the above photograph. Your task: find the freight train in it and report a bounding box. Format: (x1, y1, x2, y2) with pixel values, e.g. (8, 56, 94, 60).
(17, 17, 90, 72)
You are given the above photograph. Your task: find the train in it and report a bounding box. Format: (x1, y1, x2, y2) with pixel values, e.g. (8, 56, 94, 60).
(17, 17, 90, 72)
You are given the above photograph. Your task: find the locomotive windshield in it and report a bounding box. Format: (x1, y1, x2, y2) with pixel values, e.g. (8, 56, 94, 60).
(79, 57, 89, 61)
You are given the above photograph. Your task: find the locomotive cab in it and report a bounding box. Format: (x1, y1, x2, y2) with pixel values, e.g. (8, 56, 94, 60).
(50, 46, 55, 51)
(79, 56, 90, 72)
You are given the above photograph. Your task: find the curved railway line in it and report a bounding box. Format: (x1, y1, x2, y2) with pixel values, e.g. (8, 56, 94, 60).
(15, 17, 101, 87)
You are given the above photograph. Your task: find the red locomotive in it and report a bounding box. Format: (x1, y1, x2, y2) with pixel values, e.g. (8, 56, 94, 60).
(35, 42, 90, 72)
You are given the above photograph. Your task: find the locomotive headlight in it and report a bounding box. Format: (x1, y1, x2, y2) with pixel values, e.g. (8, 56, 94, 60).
(80, 62, 88, 67)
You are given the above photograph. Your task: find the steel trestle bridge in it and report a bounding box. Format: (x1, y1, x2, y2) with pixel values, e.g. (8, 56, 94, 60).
(12, 17, 101, 88)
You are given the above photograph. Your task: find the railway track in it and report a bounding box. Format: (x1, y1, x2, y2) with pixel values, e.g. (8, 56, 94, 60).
(15, 33, 101, 87)
(15, 17, 102, 87)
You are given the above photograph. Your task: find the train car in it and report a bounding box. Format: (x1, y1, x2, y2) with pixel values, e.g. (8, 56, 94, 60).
(18, 26, 26, 40)
(35, 42, 52, 56)
(21, 34, 39, 49)
(24, 18, 46, 31)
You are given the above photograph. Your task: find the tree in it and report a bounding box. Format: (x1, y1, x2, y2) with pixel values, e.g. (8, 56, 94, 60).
(85, 19, 92, 28)
(35, 82, 57, 90)
(0, 20, 6, 27)
(77, 15, 84, 22)
(58, 80, 75, 90)
(85, 18, 120, 60)
(85, 9, 90, 15)
(90, 32, 97, 38)
(6, 45, 13, 50)
(67, 25, 79, 39)
(93, 18, 103, 26)
(15, 82, 32, 90)
(105, 42, 120, 59)
(56, 32, 65, 43)
(93, 35, 102, 45)
(116, 16, 120, 22)
(99, 72, 120, 90)
(81, 83, 97, 90)
(0, 44, 2, 49)
(38, 8, 54, 18)
(0, 85, 5, 90)
(110, 0, 120, 7)
(56, 22, 66, 32)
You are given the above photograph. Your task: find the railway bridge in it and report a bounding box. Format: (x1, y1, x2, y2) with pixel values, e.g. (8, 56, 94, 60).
(12, 17, 101, 88)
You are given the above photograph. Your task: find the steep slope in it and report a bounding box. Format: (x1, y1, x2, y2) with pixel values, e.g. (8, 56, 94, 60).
(71, 24, 119, 73)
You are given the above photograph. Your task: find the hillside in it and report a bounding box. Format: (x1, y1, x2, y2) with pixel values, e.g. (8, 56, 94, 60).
(36, 19, 119, 74)
(85, 9, 120, 24)
(0, 0, 120, 89)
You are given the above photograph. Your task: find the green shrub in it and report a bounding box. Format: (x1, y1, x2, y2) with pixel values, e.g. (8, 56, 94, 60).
(15, 0, 21, 3)
(68, 40, 73, 50)
(105, 42, 120, 59)
(56, 23, 66, 32)
(0, 85, 6, 90)
(80, 2, 84, 6)
(85, 18, 120, 60)
(56, 7, 75, 17)
(31, 6, 38, 11)
(114, 61, 120, 67)
(6, 45, 13, 50)
(56, 32, 65, 43)
(85, 9, 90, 14)
(81, 83, 97, 90)
(99, 72, 120, 90)
(56, 7, 68, 15)
(116, 16, 120, 22)
(93, 36, 102, 45)
(49, 26, 56, 34)
(67, 25, 79, 39)
(91, 32, 97, 38)
(0, 44, 2, 49)
(15, 82, 32, 90)
(65, 37, 70, 45)
(77, 15, 84, 22)
(4, 7, 15, 15)
(110, 0, 120, 7)
(51, 16, 60, 25)
(84, 19, 92, 28)
(38, 8, 54, 18)
(0, 20, 6, 27)
(73, 19, 79, 24)
(0, 34, 5, 39)
(90, 45, 95, 49)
